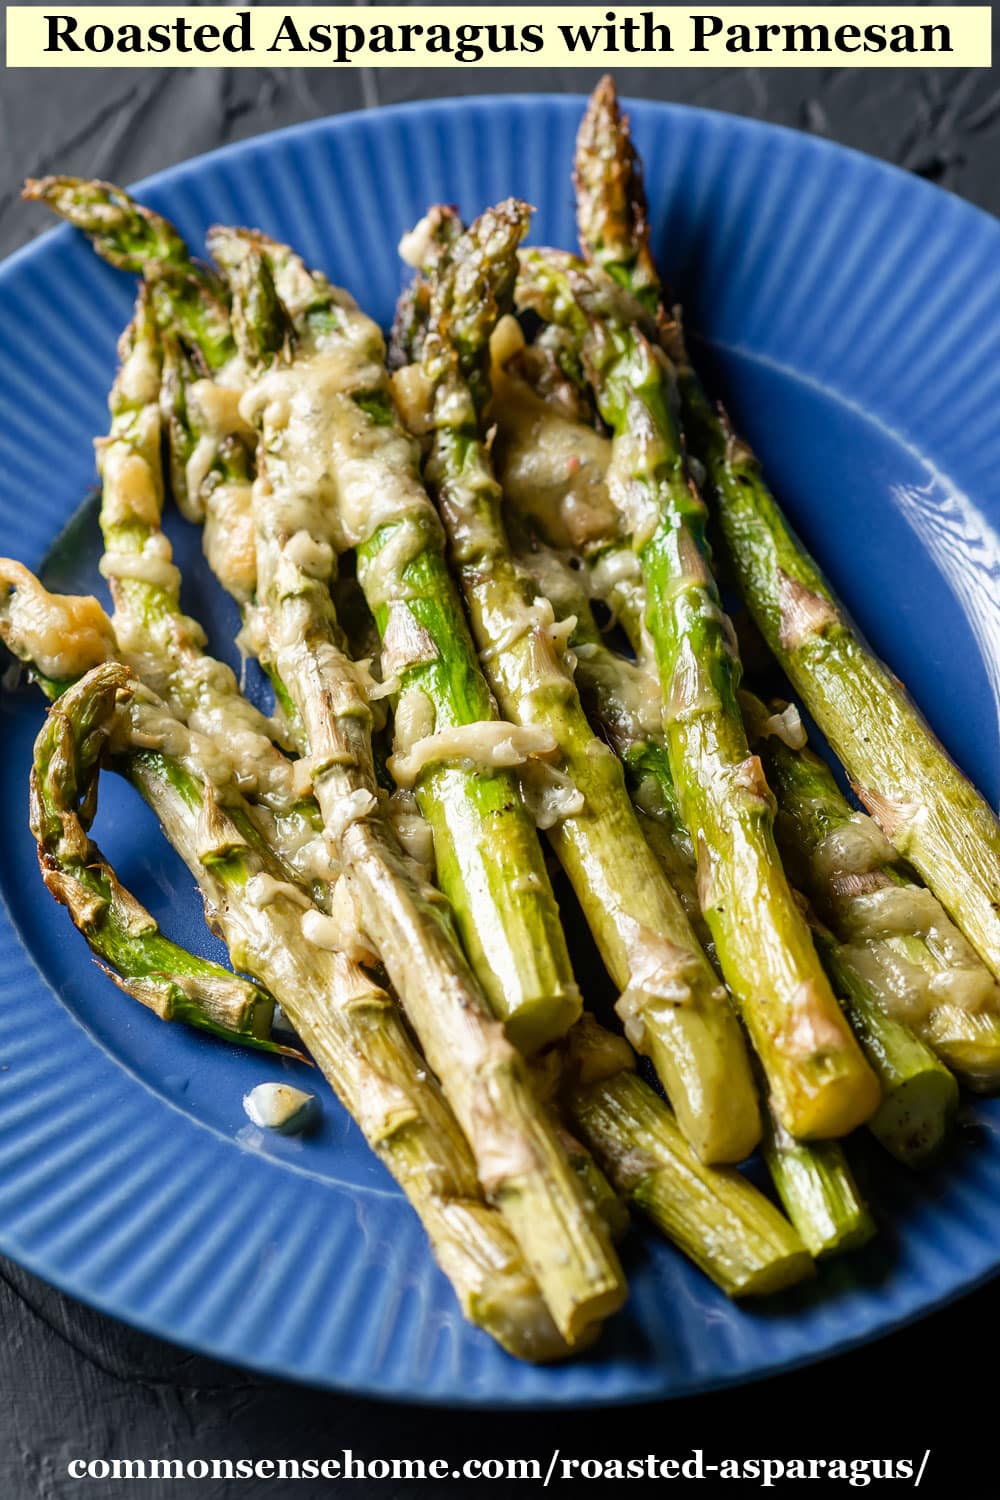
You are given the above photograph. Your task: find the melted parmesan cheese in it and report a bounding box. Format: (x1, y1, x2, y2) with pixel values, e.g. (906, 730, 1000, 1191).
(183, 379, 256, 522)
(203, 481, 257, 603)
(492, 364, 616, 550)
(388, 721, 557, 789)
(522, 765, 585, 829)
(0, 562, 116, 681)
(245, 873, 313, 911)
(99, 532, 181, 595)
(241, 324, 436, 558)
(117, 336, 160, 407)
(302, 881, 378, 965)
(98, 415, 162, 529)
(387, 788, 435, 878)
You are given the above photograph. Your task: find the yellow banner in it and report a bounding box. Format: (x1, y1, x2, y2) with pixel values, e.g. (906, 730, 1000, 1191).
(5, 7, 991, 68)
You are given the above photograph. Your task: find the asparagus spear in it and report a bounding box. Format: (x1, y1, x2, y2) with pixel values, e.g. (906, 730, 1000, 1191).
(31, 661, 573, 1362)
(759, 1107, 875, 1259)
(29, 661, 293, 1056)
(566, 1025, 812, 1297)
(516, 250, 879, 1140)
(209, 225, 582, 1058)
(813, 926, 958, 1166)
(489, 528, 883, 1225)
(743, 691, 1000, 1094)
(26, 602, 812, 1292)
(31, 188, 793, 1330)
(494, 335, 906, 1174)
(35, 670, 810, 1296)
(35, 654, 813, 1313)
(84, 231, 617, 1270)
(572, 76, 1000, 989)
(573, 77, 662, 318)
(95, 291, 292, 764)
(203, 238, 623, 1342)
(396, 199, 759, 1164)
(511, 532, 710, 942)
(23, 176, 235, 377)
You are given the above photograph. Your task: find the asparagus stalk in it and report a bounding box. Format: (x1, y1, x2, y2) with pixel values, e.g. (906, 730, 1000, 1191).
(573, 77, 662, 318)
(31, 661, 573, 1362)
(568, 1051, 812, 1296)
(397, 199, 759, 1164)
(40, 657, 812, 1314)
(23, 176, 235, 376)
(95, 291, 293, 766)
(511, 532, 710, 945)
(679, 324, 1000, 989)
(743, 691, 1000, 1094)
(759, 1106, 875, 1259)
(6, 545, 628, 1316)
(497, 544, 883, 1226)
(209, 224, 581, 1058)
(29, 667, 294, 1056)
(572, 76, 1000, 988)
(516, 250, 879, 1140)
(101, 200, 742, 1247)
(204, 237, 623, 1342)
(814, 927, 958, 1166)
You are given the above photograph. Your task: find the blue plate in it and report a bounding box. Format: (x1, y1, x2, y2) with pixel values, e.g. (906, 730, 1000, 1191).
(1, 96, 1000, 1407)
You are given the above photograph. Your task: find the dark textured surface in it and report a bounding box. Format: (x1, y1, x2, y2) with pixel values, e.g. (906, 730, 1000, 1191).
(2, 37, 1000, 1497)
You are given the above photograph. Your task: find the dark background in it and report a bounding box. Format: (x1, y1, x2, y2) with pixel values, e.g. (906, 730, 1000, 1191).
(3, 9, 1000, 1496)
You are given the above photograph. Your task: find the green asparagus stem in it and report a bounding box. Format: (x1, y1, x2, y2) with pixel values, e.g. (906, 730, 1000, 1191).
(109, 206, 721, 1258)
(32, 662, 575, 1362)
(683, 350, 1000, 989)
(572, 76, 1000, 990)
(201, 236, 623, 1343)
(27, 175, 821, 1320)
(399, 200, 760, 1164)
(759, 1104, 875, 1259)
(573, 76, 662, 319)
(511, 533, 710, 948)
(6, 448, 624, 1342)
(13, 178, 821, 1314)
(34, 196, 626, 1336)
(30, 673, 295, 1057)
(210, 225, 582, 1059)
(743, 691, 1000, 1094)
(23, 176, 235, 375)
(488, 534, 882, 1239)
(813, 927, 958, 1166)
(516, 250, 879, 1140)
(24, 176, 191, 274)
(569, 1059, 812, 1296)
